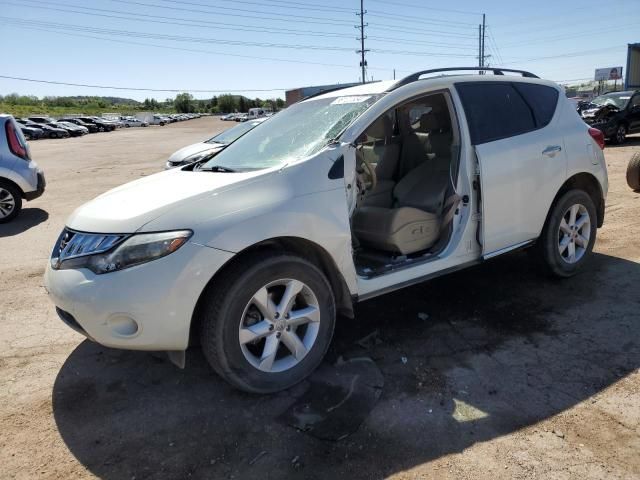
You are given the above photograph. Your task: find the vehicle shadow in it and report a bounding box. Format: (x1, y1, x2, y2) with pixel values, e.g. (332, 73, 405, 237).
(52, 252, 640, 479)
(0, 208, 48, 237)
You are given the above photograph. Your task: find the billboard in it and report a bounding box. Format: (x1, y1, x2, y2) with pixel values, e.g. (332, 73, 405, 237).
(594, 66, 623, 81)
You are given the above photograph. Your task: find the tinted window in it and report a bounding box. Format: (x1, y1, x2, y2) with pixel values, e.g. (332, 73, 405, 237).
(513, 83, 558, 128)
(456, 82, 535, 144)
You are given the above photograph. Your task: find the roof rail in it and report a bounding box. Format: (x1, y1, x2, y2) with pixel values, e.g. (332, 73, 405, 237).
(390, 67, 539, 91)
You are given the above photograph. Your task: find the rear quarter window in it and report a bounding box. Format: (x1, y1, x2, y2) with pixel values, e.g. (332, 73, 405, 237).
(456, 82, 557, 145)
(512, 83, 559, 128)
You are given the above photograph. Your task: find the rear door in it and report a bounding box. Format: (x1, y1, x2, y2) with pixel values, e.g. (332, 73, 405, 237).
(628, 94, 640, 133)
(455, 81, 566, 256)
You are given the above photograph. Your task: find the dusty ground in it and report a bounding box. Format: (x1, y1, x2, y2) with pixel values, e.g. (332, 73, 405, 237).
(0, 118, 639, 480)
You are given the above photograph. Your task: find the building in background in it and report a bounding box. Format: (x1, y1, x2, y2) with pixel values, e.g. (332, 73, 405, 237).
(285, 82, 360, 106)
(626, 43, 640, 89)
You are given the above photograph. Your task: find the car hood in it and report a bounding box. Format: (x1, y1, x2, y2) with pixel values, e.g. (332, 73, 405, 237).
(168, 142, 221, 162)
(580, 104, 619, 121)
(66, 167, 273, 233)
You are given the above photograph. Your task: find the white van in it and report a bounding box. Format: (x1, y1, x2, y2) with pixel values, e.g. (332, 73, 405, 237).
(45, 68, 607, 393)
(247, 108, 265, 119)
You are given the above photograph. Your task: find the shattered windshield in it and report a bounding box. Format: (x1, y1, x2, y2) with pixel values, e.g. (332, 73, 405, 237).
(590, 93, 630, 109)
(206, 119, 264, 145)
(200, 94, 382, 171)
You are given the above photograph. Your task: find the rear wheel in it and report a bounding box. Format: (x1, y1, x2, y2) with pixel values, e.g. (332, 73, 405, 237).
(627, 152, 640, 191)
(199, 253, 336, 393)
(536, 189, 597, 277)
(0, 181, 22, 223)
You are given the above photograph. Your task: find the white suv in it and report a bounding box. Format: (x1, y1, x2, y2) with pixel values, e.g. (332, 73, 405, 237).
(45, 68, 608, 393)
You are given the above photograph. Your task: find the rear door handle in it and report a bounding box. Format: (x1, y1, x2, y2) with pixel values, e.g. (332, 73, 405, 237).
(542, 145, 562, 157)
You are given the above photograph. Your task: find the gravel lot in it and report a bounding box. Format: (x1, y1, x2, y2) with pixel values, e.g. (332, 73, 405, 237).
(1, 117, 639, 480)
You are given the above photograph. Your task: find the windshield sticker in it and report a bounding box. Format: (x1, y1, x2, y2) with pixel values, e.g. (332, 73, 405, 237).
(331, 96, 372, 105)
(619, 96, 631, 100)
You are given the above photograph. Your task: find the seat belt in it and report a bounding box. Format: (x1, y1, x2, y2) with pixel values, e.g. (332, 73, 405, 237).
(440, 193, 461, 232)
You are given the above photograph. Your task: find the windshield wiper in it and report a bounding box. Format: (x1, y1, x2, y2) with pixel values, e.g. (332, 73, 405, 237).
(199, 165, 237, 173)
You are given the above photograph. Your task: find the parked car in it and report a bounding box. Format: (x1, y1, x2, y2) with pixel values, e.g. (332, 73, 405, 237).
(579, 90, 640, 144)
(74, 117, 116, 132)
(149, 115, 169, 126)
(63, 118, 99, 133)
(45, 68, 608, 393)
(234, 113, 249, 122)
(120, 116, 149, 128)
(19, 124, 44, 140)
(0, 115, 46, 222)
(54, 121, 88, 137)
(18, 119, 69, 139)
(166, 118, 267, 169)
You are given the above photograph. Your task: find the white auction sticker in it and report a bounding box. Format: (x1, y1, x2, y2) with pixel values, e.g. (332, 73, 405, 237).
(331, 96, 371, 105)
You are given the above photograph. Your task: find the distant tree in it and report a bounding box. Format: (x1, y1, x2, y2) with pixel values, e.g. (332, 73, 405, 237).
(238, 96, 247, 112)
(276, 98, 285, 109)
(174, 92, 194, 113)
(217, 94, 236, 113)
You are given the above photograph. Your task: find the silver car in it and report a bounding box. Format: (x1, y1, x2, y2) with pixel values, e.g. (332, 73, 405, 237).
(0, 115, 46, 223)
(165, 117, 267, 169)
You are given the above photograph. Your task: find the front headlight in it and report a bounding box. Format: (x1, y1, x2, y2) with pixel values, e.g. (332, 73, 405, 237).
(182, 150, 215, 165)
(53, 230, 192, 274)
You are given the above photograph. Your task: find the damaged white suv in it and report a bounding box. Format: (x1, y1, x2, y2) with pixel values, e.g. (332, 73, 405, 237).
(45, 68, 608, 393)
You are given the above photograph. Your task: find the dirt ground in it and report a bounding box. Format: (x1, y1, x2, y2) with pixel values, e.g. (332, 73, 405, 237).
(1, 117, 639, 480)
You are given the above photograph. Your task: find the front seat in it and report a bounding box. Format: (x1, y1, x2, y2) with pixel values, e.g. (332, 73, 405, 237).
(352, 112, 454, 255)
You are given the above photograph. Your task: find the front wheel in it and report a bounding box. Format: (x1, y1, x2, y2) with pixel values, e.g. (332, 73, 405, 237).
(611, 124, 627, 145)
(199, 253, 336, 393)
(536, 189, 597, 277)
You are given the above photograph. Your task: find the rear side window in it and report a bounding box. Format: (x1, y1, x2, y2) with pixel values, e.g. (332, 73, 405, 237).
(456, 82, 557, 145)
(513, 83, 559, 128)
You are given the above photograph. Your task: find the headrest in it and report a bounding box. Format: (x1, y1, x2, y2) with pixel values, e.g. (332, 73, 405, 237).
(366, 115, 392, 141)
(419, 113, 439, 131)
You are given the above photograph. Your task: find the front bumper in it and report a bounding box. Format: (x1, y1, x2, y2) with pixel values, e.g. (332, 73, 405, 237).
(583, 119, 617, 138)
(44, 242, 233, 351)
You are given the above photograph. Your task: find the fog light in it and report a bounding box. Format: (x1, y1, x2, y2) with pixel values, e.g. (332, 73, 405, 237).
(107, 315, 139, 337)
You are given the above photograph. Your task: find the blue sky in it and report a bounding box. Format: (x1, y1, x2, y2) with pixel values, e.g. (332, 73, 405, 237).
(1, 0, 638, 101)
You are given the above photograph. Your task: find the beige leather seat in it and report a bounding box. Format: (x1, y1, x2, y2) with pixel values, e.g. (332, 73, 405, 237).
(353, 112, 454, 255)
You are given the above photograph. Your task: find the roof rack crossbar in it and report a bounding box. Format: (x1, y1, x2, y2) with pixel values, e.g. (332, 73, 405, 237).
(390, 67, 539, 91)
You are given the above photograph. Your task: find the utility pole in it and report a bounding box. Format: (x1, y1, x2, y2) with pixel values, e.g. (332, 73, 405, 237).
(481, 14, 486, 69)
(478, 24, 482, 70)
(356, 0, 369, 84)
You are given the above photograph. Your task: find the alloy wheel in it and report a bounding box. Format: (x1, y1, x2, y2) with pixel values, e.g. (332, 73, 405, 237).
(616, 125, 626, 144)
(239, 279, 321, 373)
(0, 188, 16, 219)
(558, 203, 591, 264)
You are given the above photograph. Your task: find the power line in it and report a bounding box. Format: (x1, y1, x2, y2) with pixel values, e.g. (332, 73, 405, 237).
(367, 0, 481, 16)
(108, 0, 355, 27)
(10, 0, 352, 39)
(2, 17, 477, 58)
(0, 74, 288, 93)
(11, 1, 476, 50)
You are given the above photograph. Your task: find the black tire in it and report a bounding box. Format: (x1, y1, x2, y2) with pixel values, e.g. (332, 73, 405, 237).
(199, 253, 336, 393)
(627, 152, 640, 191)
(610, 123, 627, 145)
(536, 189, 597, 278)
(125, 124, 130, 128)
(0, 181, 22, 224)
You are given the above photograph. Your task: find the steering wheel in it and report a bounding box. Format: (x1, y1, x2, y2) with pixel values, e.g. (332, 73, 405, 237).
(355, 145, 377, 192)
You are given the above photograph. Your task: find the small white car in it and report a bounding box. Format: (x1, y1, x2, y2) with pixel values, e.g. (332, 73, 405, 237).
(165, 118, 267, 169)
(45, 68, 608, 393)
(121, 117, 149, 128)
